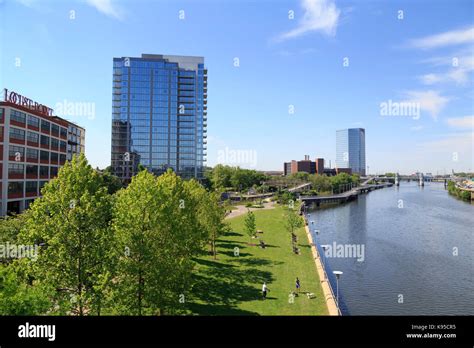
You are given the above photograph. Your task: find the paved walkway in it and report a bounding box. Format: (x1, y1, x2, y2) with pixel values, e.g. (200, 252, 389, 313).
(225, 201, 276, 220)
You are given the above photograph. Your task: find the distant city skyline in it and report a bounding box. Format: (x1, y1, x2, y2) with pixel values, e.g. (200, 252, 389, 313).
(1, 0, 473, 174)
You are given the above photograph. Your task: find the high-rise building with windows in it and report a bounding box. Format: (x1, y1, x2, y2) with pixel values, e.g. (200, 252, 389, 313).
(111, 54, 207, 181)
(0, 89, 85, 216)
(336, 128, 366, 175)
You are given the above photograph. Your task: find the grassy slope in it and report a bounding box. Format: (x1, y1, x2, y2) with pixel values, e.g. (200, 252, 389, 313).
(188, 205, 328, 315)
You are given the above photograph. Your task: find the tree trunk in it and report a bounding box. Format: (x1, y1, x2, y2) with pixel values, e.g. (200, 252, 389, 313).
(138, 270, 143, 316)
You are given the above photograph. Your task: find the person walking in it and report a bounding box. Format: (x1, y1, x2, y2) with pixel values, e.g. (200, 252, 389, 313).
(262, 282, 269, 300)
(296, 277, 301, 294)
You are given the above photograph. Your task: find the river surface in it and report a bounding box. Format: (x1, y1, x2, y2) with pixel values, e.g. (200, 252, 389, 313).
(306, 181, 474, 315)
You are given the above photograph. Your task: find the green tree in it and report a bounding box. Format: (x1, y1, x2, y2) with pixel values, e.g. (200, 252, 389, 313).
(100, 167, 123, 194)
(18, 154, 114, 315)
(0, 263, 51, 315)
(0, 213, 29, 246)
(351, 174, 361, 186)
(309, 174, 332, 193)
(278, 191, 296, 205)
(291, 172, 310, 182)
(208, 164, 233, 189)
(112, 170, 208, 315)
(192, 185, 229, 259)
(330, 173, 354, 193)
(207, 165, 267, 191)
(244, 210, 257, 240)
(284, 208, 303, 236)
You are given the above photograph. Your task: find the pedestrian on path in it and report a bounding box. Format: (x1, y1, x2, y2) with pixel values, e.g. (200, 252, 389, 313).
(296, 277, 301, 294)
(262, 282, 269, 300)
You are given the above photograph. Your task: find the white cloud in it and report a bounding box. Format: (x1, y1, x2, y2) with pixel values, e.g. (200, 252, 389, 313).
(408, 26, 474, 50)
(278, 0, 340, 41)
(15, 0, 37, 7)
(418, 54, 474, 85)
(401, 90, 450, 120)
(86, 0, 123, 20)
(446, 115, 474, 129)
(419, 73, 441, 85)
(418, 132, 473, 157)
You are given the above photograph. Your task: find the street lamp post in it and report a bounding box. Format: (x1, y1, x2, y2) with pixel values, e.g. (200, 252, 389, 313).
(321, 245, 329, 280)
(333, 271, 343, 309)
(314, 230, 320, 258)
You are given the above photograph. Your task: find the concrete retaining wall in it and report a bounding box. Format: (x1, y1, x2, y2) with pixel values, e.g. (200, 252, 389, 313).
(304, 225, 340, 315)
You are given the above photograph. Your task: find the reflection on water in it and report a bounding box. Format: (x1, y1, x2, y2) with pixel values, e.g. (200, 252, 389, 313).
(306, 182, 474, 315)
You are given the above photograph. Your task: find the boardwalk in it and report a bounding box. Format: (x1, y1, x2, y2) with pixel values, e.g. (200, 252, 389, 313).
(300, 183, 393, 208)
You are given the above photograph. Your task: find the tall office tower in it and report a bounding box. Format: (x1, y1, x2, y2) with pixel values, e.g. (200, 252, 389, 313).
(111, 54, 207, 182)
(336, 128, 366, 175)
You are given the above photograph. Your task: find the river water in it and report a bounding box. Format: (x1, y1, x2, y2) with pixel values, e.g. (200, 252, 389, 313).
(306, 181, 474, 315)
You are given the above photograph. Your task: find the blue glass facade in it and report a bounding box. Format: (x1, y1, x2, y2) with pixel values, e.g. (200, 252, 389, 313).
(111, 54, 207, 180)
(336, 128, 366, 175)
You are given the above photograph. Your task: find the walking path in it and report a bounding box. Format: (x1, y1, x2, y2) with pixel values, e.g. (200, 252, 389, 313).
(225, 201, 276, 220)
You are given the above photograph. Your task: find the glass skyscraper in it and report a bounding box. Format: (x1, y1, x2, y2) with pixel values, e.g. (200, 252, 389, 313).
(111, 54, 207, 181)
(336, 128, 366, 175)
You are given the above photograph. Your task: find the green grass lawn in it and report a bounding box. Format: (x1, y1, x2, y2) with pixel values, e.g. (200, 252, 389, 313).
(188, 205, 328, 315)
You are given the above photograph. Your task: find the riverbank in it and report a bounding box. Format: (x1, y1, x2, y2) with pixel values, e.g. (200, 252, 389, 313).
(303, 224, 339, 315)
(447, 181, 473, 201)
(189, 205, 328, 315)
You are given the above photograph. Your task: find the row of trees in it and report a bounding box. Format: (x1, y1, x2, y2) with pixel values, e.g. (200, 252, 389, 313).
(0, 155, 228, 315)
(279, 172, 360, 195)
(206, 164, 267, 191)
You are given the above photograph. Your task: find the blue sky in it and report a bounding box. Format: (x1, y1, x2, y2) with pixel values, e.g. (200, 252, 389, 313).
(1, 0, 473, 174)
